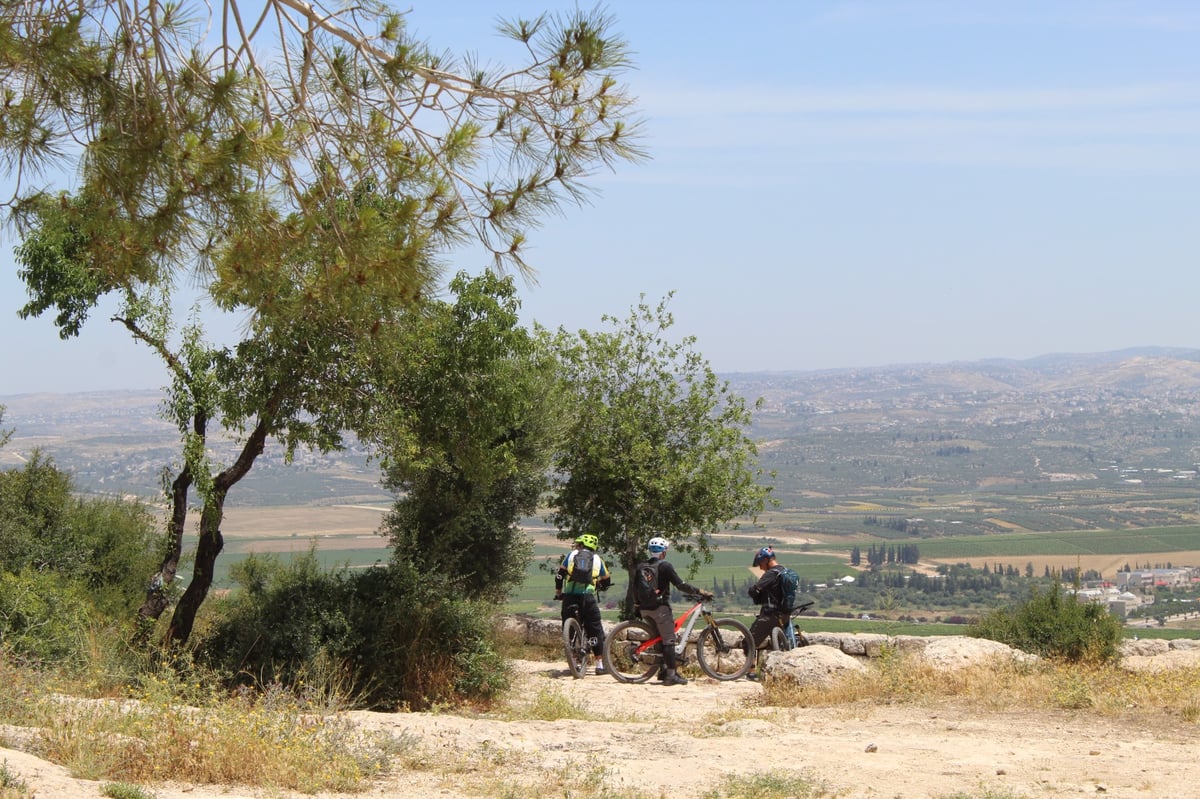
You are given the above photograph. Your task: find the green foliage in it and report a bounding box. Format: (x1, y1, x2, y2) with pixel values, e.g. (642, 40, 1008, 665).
(374, 272, 562, 602)
(0, 407, 11, 451)
(969, 578, 1122, 663)
(0, 450, 160, 613)
(6, 2, 644, 645)
(195, 552, 509, 709)
(0, 450, 72, 571)
(0, 569, 97, 666)
(700, 771, 831, 799)
(100, 783, 156, 799)
(0, 760, 29, 798)
(0, 451, 159, 666)
(550, 293, 772, 614)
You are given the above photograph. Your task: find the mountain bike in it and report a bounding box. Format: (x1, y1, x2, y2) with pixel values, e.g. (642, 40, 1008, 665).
(768, 599, 815, 651)
(562, 591, 605, 679)
(602, 593, 755, 682)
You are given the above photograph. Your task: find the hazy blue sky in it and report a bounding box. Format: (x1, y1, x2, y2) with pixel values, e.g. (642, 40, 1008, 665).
(4, 1, 1200, 394)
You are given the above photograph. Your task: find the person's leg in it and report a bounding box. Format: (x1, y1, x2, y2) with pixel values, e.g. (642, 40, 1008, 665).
(581, 594, 605, 656)
(560, 596, 577, 623)
(747, 613, 783, 679)
(749, 614, 776, 651)
(646, 605, 686, 685)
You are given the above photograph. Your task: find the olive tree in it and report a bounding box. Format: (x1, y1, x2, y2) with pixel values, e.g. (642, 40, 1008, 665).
(2, 1, 643, 643)
(550, 294, 772, 617)
(374, 271, 564, 603)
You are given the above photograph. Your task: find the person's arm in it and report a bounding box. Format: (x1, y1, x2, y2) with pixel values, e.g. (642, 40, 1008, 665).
(596, 557, 612, 591)
(664, 561, 712, 599)
(554, 553, 569, 597)
(749, 569, 779, 604)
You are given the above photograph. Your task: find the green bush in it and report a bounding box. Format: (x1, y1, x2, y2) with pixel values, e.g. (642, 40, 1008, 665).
(0, 569, 97, 667)
(195, 551, 509, 709)
(969, 578, 1122, 663)
(0, 450, 160, 618)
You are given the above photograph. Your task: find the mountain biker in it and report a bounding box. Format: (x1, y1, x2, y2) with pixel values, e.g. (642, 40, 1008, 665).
(747, 546, 789, 680)
(637, 536, 713, 686)
(556, 533, 611, 672)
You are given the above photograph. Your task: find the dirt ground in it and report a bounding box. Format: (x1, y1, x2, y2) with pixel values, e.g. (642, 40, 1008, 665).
(4, 657, 1199, 799)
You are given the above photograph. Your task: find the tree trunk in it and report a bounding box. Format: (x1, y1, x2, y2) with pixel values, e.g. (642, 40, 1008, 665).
(167, 493, 225, 643)
(135, 464, 192, 633)
(136, 408, 207, 640)
(166, 418, 270, 644)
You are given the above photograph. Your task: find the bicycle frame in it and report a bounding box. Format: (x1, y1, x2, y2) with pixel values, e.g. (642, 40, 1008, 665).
(634, 600, 712, 658)
(766, 599, 815, 651)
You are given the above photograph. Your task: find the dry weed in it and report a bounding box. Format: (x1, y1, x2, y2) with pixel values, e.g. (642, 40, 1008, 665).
(759, 651, 1200, 723)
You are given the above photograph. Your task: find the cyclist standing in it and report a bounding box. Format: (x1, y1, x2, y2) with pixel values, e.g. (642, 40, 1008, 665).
(747, 546, 788, 680)
(556, 534, 611, 672)
(637, 536, 713, 686)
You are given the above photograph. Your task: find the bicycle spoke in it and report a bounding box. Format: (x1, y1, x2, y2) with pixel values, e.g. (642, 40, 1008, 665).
(602, 620, 660, 683)
(696, 618, 754, 681)
(562, 616, 587, 679)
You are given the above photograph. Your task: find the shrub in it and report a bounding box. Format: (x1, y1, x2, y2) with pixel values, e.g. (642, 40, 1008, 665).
(0, 569, 96, 667)
(194, 551, 509, 709)
(969, 578, 1121, 663)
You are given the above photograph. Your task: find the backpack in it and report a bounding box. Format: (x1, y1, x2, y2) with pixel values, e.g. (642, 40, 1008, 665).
(778, 566, 800, 611)
(634, 559, 662, 609)
(568, 548, 595, 587)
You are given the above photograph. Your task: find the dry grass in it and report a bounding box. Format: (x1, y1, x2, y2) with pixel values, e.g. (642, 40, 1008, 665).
(758, 649, 1200, 723)
(0, 657, 407, 794)
(6, 645, 1200, 799)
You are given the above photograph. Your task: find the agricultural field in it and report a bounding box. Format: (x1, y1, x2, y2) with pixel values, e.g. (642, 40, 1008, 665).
(10, 352, 1200, 626)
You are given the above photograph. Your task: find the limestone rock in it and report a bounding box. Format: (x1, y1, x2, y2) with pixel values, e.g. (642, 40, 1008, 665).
(762, 644, 867, 686)
(918, 635, 1032, 670)
(1119, 638, 1170, 657)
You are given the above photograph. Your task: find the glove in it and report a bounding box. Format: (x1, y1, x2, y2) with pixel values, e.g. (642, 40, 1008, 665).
(700, 590, 715, 600)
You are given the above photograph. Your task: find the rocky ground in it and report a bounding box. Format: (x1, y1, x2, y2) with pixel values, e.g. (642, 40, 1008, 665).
(4, 643, 1200, 799)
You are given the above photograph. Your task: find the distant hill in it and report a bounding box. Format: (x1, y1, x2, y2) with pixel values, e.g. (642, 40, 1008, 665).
(4, 346, 1200, 524)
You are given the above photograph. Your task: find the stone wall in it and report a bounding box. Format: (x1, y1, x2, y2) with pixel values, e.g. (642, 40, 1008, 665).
(498, 614, 1200, 678)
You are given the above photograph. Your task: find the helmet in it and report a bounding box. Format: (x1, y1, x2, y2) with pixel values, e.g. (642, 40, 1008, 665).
(575, 533, 599, 550)
(752, 546, 775, 567)
(647, 536, 669, 554)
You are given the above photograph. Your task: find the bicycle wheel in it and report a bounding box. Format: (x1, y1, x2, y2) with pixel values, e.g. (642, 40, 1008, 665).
(562, 616, 587, 679)
(602, 619, 660, 683)
(769, 625, 791, 652)
(696, 618, 755, 681)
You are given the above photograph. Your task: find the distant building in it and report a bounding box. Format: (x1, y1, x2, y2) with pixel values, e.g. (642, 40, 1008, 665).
(1068, 585, 1144, 619)
(1115, 567, 1197, 590)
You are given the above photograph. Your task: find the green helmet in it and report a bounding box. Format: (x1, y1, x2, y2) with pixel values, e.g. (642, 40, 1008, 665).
(575, 533, 599, 550)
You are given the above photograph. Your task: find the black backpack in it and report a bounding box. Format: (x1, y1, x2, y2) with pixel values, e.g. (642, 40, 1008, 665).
(569, 548, 595, 587)
(635, 559, 662, 609)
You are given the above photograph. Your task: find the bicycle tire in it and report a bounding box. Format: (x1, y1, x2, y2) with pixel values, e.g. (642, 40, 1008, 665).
(562, 616, 587, 679)
(602, 619, 660, 683)
(696, 618, 755, 681)
(770, 625, 790, 652)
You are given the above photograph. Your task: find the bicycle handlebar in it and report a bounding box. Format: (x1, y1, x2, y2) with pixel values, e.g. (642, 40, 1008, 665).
(789, 600, 815, 616)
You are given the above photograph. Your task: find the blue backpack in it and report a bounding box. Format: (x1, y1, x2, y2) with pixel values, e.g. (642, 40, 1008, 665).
(778, 566, 799, 611)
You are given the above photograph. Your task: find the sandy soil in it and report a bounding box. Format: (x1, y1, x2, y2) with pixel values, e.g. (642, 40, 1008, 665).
(3, 657, 1199, 799)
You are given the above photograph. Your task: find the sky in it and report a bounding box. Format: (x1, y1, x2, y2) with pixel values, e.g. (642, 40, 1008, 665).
(3, 0, 1200, 394)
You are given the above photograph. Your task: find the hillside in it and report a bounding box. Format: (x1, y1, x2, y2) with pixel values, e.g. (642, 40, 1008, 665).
(4, 347, 1200, 538)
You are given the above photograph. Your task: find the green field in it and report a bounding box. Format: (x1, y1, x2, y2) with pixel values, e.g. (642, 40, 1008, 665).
(872, 525, 1200, 560)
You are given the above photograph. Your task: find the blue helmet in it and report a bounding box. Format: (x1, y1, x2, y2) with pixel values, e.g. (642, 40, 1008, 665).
(753, 546, 775, 567)
(648, 536, 669, 554)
